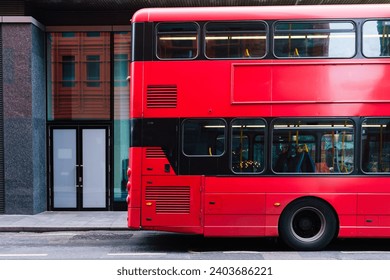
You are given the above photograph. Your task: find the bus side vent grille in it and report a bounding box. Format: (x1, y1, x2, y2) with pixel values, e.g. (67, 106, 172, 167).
(145, 186, 190, 214)
(146, 147, 166, 158)
(147, 85, 177, 108)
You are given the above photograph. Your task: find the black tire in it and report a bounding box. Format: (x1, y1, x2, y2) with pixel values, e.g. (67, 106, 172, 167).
(278, 197, 338, 251)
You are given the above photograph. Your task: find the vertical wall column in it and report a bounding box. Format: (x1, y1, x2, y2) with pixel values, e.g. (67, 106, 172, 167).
(0, 24, 4, 214)
(2, 18, 46, 214)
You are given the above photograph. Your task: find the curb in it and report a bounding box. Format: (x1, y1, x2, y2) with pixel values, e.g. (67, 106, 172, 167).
(0, 227, 129, 232)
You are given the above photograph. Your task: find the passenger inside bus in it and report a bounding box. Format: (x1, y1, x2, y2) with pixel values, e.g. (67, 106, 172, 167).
(274, 143, 292, 172)
(274, 143, 315, 173)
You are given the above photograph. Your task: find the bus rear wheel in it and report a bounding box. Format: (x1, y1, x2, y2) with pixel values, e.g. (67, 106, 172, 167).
(278, 197, 338, 251)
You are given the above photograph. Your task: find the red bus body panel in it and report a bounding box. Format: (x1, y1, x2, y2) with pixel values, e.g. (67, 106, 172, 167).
(136, 60, 390, 119)
(140, 175, 203, 234)
(128, 147, 203, 234)
(203, 176, 390, 238)
(127, 147, 142, 229)
(129, 154, 390, 238)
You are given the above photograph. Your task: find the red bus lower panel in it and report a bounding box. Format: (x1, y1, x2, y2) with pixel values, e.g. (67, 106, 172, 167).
(128, 207, 141, 230)
(140, 175, 203, 234)
(204, 215, 266, 237)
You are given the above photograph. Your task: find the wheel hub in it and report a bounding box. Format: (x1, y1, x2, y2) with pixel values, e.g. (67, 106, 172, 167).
(291, 207, 326, 241)
(298, 218, 313, 231)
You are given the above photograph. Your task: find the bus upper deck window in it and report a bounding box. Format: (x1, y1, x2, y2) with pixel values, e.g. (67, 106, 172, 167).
(363, 20, 390, 57)
(205, 21, 267, 59)
(156, 22, 199, 59)
(274, 21, 356, 58)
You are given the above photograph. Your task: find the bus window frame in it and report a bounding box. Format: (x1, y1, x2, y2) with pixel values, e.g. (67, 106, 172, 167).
(155, 21, 200, 60)
(361, 117, 390, 174)
(270, 118, 355, 175)
(230, 118, 267, 175)
(181, 118, 227, 158)
(204, 20, 268, 60)
(272, 20, 357, 59)
(362, 19, 390, 58)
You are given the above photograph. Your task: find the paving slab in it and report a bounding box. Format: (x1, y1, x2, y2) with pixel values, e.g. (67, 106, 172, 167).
(0, 211, 128, 232)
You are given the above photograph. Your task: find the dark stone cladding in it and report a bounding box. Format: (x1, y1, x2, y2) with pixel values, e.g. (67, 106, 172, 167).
(2, 22, 46, 214)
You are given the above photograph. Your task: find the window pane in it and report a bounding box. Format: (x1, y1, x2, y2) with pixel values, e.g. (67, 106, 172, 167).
(274, 21, 356, 58)
(272, 119, 354, 173)
(157, 22, 198, 59)
(48, 32, 111, 120)
(231, 119, 265, 173)
(363, 20, 390, 57)
(86, 55, 100, 87)
(114, 54, 128, 87)
(87, 32, 100, 37)
(113, 31, 131, 205)
(362, 118, 390, 173)
(183, 119, 225, 156)
(205, 21, 267, 59)
(320, 132, 354, 173)
(275, 22, 354, 31)
(62, 56, 75, 87)
(62, 32, 75, 38)
(113, 31, 131, 121)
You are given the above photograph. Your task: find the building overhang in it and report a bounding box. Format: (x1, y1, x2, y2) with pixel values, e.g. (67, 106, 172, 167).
(1, 0, 389, 25)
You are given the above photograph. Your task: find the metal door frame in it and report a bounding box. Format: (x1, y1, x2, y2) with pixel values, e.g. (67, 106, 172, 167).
(48, 125, 110, 211)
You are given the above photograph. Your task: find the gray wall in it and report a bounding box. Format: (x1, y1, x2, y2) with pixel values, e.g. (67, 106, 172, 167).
(2, 20, 46, 214)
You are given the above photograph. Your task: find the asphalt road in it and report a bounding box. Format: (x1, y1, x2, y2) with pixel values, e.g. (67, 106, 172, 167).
(0, 230, 390, 260)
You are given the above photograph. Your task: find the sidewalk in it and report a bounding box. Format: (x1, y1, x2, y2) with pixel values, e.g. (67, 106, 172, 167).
(0, 211, 128, 232)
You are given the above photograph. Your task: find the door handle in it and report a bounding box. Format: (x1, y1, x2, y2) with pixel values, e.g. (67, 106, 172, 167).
(76, 165, 83, 187)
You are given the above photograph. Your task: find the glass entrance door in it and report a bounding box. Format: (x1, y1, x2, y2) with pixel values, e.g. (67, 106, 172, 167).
(50, 126, 109, 210)
(82, 129, 106, 208)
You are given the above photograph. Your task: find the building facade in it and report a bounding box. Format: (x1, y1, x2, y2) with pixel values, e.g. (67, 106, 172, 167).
(0, 0, 135, 213)
(1, 19, 132, 213)
(0, 0, 388, 214)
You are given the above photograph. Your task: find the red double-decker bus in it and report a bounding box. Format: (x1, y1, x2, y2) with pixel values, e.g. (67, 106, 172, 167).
(127, 4, 390, 250)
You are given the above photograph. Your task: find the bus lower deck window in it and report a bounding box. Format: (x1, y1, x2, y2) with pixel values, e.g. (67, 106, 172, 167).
(272, 119, 354, 174)
(362, 118, 390, 173)
(182, 119, 226, 156)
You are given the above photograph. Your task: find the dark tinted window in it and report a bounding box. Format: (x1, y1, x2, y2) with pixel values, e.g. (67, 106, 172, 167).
(205, 21, 267, 59)
(361, 118, 390, 173)
(183, 119, 226, 156)
(156, 22, 199, 59)
(231, 119, 266, 173)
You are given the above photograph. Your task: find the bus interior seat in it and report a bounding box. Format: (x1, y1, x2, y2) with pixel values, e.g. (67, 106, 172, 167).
(295, 144, 315, 172)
